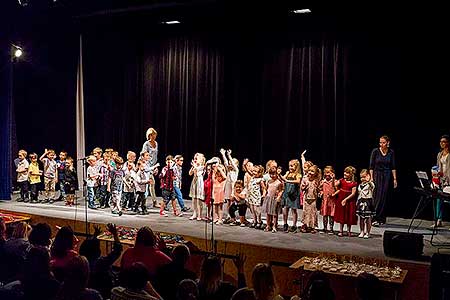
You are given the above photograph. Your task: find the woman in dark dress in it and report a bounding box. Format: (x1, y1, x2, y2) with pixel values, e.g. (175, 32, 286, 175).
(369, 135, 398, 226)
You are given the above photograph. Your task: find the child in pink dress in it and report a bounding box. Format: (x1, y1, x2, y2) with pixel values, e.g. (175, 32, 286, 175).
(319, 166, 338, 234)
(213, 163, 227, 224)
(334, 166, 358, 237)
(262, 169, 284, 232)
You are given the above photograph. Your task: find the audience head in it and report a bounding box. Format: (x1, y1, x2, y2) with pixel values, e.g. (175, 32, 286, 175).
(79, 237, 101, 262)
(199, 255, 222, 295)
(58, 255, 90, 296)
(29, 223, 52, 248)
(172, 244, 191, 265)
(252, 263, 276, 300)
(176, 279, 199, 300)
(302, 271, 334, 300)
(231, 288, 257, 300)
(12, 221, 31, 239)
(0, 218, 6, 241)
(356, 272, 381, 300)
(23, 246, 52, 282)
(51, 226, 75, 258)
(125, 262, 150, 291)
(135, 226, 156, 247)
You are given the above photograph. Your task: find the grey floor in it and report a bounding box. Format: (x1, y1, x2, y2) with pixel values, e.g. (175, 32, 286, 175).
(2, 192, 450, 260)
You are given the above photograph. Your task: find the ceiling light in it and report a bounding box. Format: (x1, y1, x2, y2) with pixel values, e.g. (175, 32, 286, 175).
(162, 20, 180, 25)
(292, 9, 311, 14)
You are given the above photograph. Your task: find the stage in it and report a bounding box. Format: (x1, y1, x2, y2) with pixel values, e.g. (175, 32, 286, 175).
(1, 194, 449, 300)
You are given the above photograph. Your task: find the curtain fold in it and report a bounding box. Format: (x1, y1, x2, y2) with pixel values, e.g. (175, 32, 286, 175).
(76, 35, 86, 190)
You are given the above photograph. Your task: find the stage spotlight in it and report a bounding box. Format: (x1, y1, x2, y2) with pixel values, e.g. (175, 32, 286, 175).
(292, 9, 312, 14)
(161, 20, 181, 25)
(17, 0, 29, 7)
(14, 49, 23, 58)
(11, 44, 24, 60)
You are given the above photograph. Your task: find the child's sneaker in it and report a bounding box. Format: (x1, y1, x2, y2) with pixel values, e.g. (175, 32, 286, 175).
(272, 227, 277, 233)
(364, 233, 370, 239)
(283, 224, 289, 232)
(240, 223, 246, 227)
(289, 225, 297, 233)
(160, 211, 168, 217)
(358, 232, 365, 238)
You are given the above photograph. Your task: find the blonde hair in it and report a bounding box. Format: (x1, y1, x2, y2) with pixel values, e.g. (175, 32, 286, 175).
(265, 160, 277, 173)
(18, 149, 27, 157)
(196, 153, 205, 165)
(289, 159, 301, 176)
(87, 155, 96, 163)
(12, 221, 31, 239)
(146, 127, 157, 140)
(92, 147, 103, 155)
(254, 165, 265, 178)
(344, 166, 357, 182)
(47, 149, 55, 155)
(323, 165, 335, 176)
(308, 165, 322, 181)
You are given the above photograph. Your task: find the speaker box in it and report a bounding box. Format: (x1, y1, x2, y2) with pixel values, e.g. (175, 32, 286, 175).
(383, 230, 424, 259)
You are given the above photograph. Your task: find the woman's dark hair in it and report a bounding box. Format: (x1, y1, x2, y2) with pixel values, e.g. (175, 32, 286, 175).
(356, 272, 381, 300)
(125, 262, 149, 290)
(441, 134, 450, 142)
(29, 223, 52, 247)
(380, 135, 391, 143)
(135, 226, 156, 247)
(302, 271, 334, 300)
(231, 288, 256, 300)
(198, 255, 222, 295)
(252, 263, 276, 300)
(56, 255, 89, 300)
(22, 246, 52, 283)
(177, 279, 199, 300)
(172, 244, 191, 265)
(79, 238, 101, 262)
(51, 226, 74, 258)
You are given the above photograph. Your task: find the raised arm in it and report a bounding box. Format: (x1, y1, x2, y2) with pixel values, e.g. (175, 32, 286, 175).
(39, 149, 49, 162)
(220, 148, 229, 167)
(227, 150, 239, 172)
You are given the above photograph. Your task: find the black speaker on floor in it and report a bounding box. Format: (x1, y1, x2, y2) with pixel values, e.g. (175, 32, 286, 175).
(383, 230, 424, 259)
(430, 253, 450, 300)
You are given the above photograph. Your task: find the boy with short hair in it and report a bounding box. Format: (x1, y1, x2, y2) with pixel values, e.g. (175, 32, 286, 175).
(121, 162, 136, 211)
(16, 149, 29, 202)
(159, 155, 179, 217)
(28, 153, 41, 203)
(173, 155, 189, 213)
(98, 152, 110, 208)
(39, 149, 58, 203)
(108, 156, 125, 216)
(56, 151, 68, 201)
(86, 156, 99, 209)
(123, 151, 137, 171)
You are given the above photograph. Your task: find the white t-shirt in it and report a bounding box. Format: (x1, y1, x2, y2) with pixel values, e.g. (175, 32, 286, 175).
(16, 159, 29, 182)
(87, 166, 99, 187)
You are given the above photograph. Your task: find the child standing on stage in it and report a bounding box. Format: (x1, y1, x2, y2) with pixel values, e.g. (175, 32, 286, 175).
(212, 162, 227, 224)
(174, 155, 189, 213)
(56, 151, 67, 202)
(189, 153, 205, 221)
(356, 169, 376, 238)
(123, 151, 136, 170)
(86, 156, 99, 209)
(121, 162, 136, 211)
(64, 157, 78, 206)
(16, 149, 29, 202)
(248, 165, 265, 229)
(28, 153, 41, 203)
(279, 159, 302, 232)
(319, 166, 337, 234)
(334, 166, 358, 237)
(228, 180, 247, 226)
(98, 152, 110, 208)
(300, 150, 313, 207)
(40, 149, 58, 204)
(134, 159, 151, 215)
(108, 156, 125, 216)
(262, 169, 284, 232)
(300, 165, 321, 233)
(220, 149, 239, 222)
(159, 155, 179, 217)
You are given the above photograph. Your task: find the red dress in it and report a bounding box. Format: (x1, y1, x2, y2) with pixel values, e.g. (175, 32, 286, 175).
(334, 179, 357, 225)
(204, 170, 213, 206)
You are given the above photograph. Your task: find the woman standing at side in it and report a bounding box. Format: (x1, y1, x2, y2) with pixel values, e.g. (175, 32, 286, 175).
(369, 135, 397, 226)
(433, 134, 450, 228)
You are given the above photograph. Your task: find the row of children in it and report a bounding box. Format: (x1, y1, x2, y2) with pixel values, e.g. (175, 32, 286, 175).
(15, 149, 77, 205)
(186, 149, 376, 238)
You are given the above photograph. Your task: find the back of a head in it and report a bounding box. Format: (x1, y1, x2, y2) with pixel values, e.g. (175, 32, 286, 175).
(303, 271, 334, 300)
(135, 226, 156, 247)
(29, 223, 52, 247)
(177, 279, 199, 300)
(199, 255, 222, 294)
(356, 273, 381, 300)
(252, 263, 276, 300)
(0, 218, 6, 241)
(126, 262, 150, 291)
(79, 238, 101, 262)
(231, 287, 257, 300)
(12, 221, 30, 239)
(24, 246, 51, 281)
(62, 255, 90, 292)
(172, 244, 191, 265)
(51, 226, 74, 258)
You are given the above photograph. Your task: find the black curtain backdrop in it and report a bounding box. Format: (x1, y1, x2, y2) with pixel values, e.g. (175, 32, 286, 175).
(10, 11, 450, 219)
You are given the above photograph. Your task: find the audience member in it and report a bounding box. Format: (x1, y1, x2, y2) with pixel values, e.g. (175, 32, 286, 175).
(176, 279, 199, 300)
(55, 255, 102, 300)
(28, 222, 52, 250)
(155, 244, 197, 300)
(50, 226, 79, 281)
(197, 254, 246, 300)
(251, 263, 283, 300)
(120, 226, 171, 280)
(79, 223, 122, 300)
(291, 271, 334, 300)
(356, 272, 381, 300)
(231, 288, 256, 300)
(0, 246, 60, 300)
(0, 218, 8, 284)
(2, 222, 31, 283)
(111, 262, 161, 300)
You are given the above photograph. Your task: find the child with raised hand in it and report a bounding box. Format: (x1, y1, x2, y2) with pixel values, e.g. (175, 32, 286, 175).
(262, 168, 283, 232)
(189, 153, 206, 221)
(16, 149, 29, 202)
(300, 150, 313, 207)
(334, 166, 358, 237)
(300, 165, 321, 233)
(279, 159, 302, 233)
(28, 153, 42, 203)
(356, 169, 376, 238)
(221, 149, 239, 223)
(319, 166, 337, 234)
(64, 157, 78, 206)
(39, 149, 58, 204)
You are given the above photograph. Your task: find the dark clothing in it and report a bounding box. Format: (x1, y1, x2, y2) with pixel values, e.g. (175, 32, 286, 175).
(155, 262, 197, 300)
(159, 166, 175, 191)
(369, 148, 396, 223)
(30, 183, 39, 201)
(0, 277, 60, 300)
(2, 238, 30, 283)
(229, 203, 247, 218)
(18, 181, 29, 200)
(64, 168, 78, 194)
(88, 240, 123, 300)
(56, 160, 66, 181)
